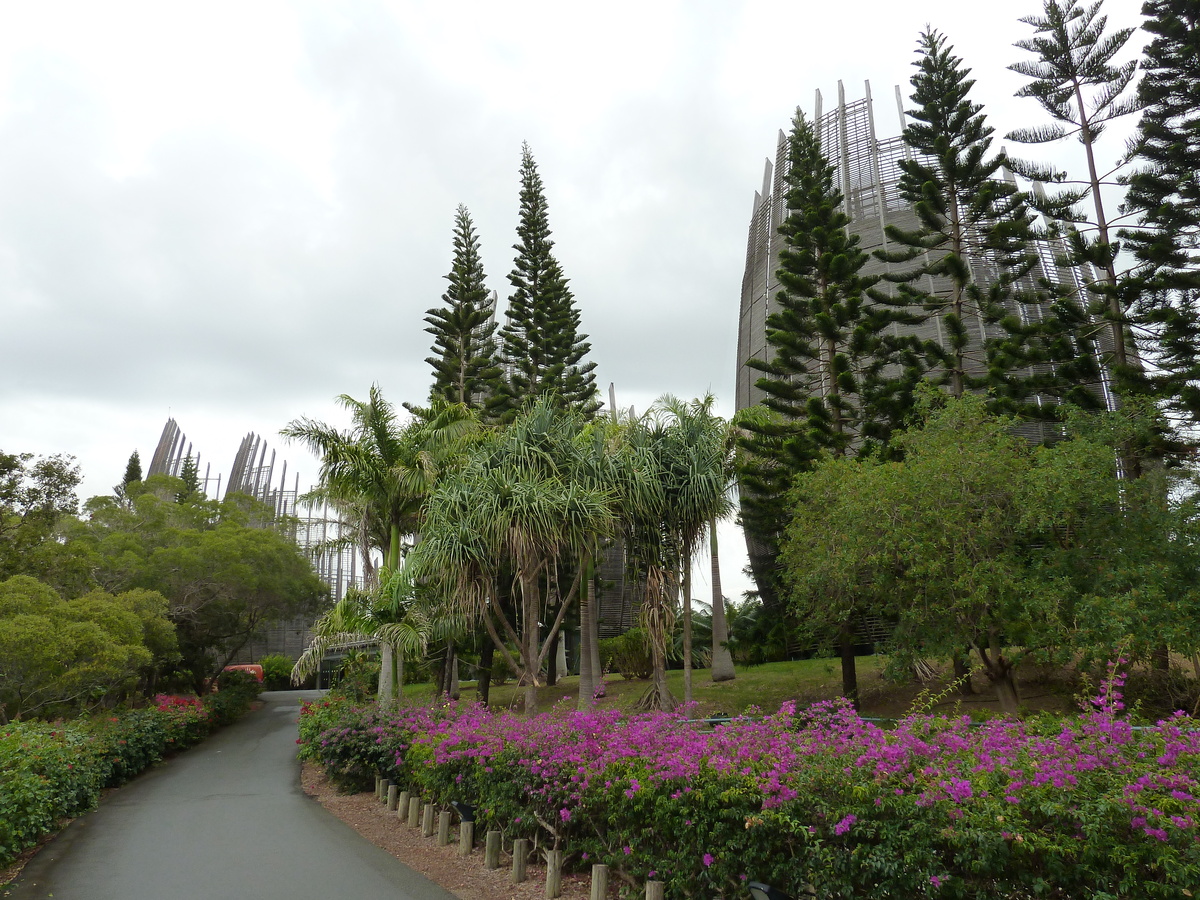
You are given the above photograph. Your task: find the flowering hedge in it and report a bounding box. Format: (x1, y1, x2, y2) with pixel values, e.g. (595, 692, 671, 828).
(299, 673, 1200, 899)
(0, 679, 260, 869)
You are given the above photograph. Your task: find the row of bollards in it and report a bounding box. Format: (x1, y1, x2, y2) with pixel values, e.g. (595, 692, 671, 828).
(374, 776, 664, 899)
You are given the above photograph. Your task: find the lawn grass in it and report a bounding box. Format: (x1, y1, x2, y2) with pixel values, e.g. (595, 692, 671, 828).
(400, 656, 893, 717)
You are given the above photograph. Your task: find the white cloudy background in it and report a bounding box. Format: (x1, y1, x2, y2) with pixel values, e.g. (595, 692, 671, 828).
(1, 0, 1148, 600)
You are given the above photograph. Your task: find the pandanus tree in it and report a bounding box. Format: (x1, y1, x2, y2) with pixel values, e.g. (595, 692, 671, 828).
(409, 399, 616, 712)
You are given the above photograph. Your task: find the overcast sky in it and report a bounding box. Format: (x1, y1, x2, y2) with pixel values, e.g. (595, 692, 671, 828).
(1, 0, 1148, 601)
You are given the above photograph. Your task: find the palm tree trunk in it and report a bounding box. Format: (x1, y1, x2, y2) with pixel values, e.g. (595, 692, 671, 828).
(709, 519, 735, 682)
(682, 557, 693, 704)
(378, 641, 395, 709)
(589, 575, 603, 697)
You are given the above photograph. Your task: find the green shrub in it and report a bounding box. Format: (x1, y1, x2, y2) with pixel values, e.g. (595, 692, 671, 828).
(258, 654, 294, 691)
(599, 628, 652, 680)
(204, 670, 261, 726)
(0, 687, 261, 869)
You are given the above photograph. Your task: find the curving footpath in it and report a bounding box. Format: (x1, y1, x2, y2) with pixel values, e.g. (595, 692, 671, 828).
(5, 691, 458, 900)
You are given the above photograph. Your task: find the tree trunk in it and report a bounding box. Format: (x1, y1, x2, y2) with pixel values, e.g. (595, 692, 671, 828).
(577, 574, 595, 708)
(980, 630, 1020, 717)
(709, 518, 735, 682)
(547, 631, 560, 686)
(589, 575, 603, 697)
(521, 571, 541, 713)
(953, 651, 975, 695)
(682, 558, 693, 704)
(378, 641, 396, 709)
(840, 622, 859, 710)
(477, 639, 494, 706)
(1152, 645, 1171, 672)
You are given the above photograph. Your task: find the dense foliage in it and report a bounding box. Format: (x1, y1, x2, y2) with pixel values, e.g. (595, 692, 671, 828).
(0, 576, 177, 723)
(0, 674, 260, 868)
(300, 668, 1198, 899)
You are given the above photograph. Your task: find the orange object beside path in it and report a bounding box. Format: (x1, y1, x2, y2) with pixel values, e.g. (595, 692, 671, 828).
(222, 664, 264, 683)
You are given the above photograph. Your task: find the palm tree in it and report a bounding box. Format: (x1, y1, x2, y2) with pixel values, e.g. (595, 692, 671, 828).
(707, 515, 736, 683)
(290, 575, 428, 706)
(283, 390, 479, 705)
(652, 395, 735, 704)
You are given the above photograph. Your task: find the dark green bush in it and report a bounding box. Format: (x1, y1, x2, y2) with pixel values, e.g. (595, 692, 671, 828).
(599, 628, 653, 680)
(258, 654, 294, 691)
(204, 670, 261, 726)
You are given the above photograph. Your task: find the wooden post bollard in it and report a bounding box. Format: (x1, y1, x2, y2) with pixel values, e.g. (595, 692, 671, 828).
(458, 821, 473, 857)
(512, 838, 529, 883)
(546, 849, 563, 898)
(407, 796, 421, 827)
(386, 783, 399, 810)
(398, 790, 411, 819)
(485, 830, 501, 869)
(590, 864, 609, 900)
(437, 810, 451, 846)
(374, 775, 383, 800)
(646, 881, 664, 900)
(422, 802, 435, 837)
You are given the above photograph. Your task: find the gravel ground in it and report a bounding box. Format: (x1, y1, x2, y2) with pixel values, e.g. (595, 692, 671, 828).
(300, 762, 594, 900)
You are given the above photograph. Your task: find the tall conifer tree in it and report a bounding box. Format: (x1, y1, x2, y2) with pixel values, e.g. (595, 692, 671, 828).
(492, 145, 599, 421)
(740, 110, 912, 705)
(1007, 1, 1144, 403)
(1121, 0, 1200, 428)
(879, 29, 1040, 403)
(424, 205, 500, 409)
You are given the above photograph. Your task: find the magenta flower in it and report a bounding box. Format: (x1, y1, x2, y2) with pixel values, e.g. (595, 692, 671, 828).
(702, 853, 714, 867)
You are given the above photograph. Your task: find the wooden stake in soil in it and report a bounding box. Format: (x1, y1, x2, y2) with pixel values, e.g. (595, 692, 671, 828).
(546, 849, 563, 898)
(407, 796, 421, 827)
(590, 864, 609, 900)
(374, 776, 383, 800)
(512, 838, 529, 883)
(646, 881, 664, 900)
(422, 802, 435, 838)
(398, 790, 410, 820)
(437, 810, 451, 846)
(459, 822, 474, 857)
(386, 783, 399, 811)
(485, 830, 501, 869)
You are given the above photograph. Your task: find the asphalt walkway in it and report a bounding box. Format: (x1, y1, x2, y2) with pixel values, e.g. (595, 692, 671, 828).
(6, 690, 458, 900)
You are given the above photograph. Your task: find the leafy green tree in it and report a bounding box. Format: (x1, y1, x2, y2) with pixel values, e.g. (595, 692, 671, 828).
(45, 479, 326, 691)
(425, 205, 502, 409)
(0, 576, 169, 721)
(881, 29, 1040, 403)
(0, 451, 81, 581)
(491, 145, 599, 421)
(777, 394, 1190, 714)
